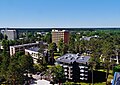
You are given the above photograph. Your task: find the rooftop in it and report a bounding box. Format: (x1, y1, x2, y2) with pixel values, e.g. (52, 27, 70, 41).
(27, 47, 39, 52)
(52, 29, 69, 32)
(10, 43, 39, 48)
(56, 53, 90, 64)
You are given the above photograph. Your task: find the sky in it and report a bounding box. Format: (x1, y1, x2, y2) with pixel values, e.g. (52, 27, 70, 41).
(0, 0, 120, 28)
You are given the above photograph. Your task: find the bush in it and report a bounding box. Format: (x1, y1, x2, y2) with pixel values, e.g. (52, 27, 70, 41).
(33, 64, 47, 72)
(113, 65, 120, 75)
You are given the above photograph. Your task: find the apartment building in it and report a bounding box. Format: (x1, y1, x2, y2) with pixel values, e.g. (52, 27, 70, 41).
(10, 42, 43, 56)
(56, 53, 90, 81)
(1, 29, 17, 40)
(25, 47, 48, 64)
(52, 30, 69, 45)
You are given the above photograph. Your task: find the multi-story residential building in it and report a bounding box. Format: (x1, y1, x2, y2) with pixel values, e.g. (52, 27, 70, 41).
(10, 41, 44, 56)
(56, 53, 90, 82)
(25, 47, 48, 64)
(112, 72, 120, 85)
(52, 30, 69, 45)
(1, 29, 17, 40)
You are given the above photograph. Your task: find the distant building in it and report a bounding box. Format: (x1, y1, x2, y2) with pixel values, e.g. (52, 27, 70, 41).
(10, 41, 45, 56)
(80, 35, 99, 41)
(56, 53, 90, 81)
(25, 47, 48, 64)
(52, 30, 69, 45)
(1, 29, 17, 40)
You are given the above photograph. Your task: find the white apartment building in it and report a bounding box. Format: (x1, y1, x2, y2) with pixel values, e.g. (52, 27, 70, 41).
(1, 29, 17, 40)
(25, 47, 43, 64)
(25, 47, 48, 64)
(10, 42, 42, 56)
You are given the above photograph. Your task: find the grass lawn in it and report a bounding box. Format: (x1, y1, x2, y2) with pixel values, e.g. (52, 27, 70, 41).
(64, 82, 106, 85)
(98, 69, 113, 84)
(47, 65, 54, 68)
(54, 56, 60, 59)
(98, 69, 113, 74)
(80, 82, 106, 85)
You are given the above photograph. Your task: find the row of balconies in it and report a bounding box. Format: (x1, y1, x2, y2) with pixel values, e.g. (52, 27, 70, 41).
(80, 73, 88, 76)
(80, 69, 88, 73)
(80, 77, 87, 80)
(63, 65, 68, 68)
(62, 64, 89, 81)
(79, 66, 88, 69)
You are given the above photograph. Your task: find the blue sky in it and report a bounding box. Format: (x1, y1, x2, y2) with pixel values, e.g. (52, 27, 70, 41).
(0, 0, 120, 28)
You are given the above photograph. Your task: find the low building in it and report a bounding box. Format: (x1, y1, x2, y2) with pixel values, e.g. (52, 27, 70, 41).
(25, 47, 48, 64)
(80, 35, 99, 41)
(56, 53, 90, 82)
(10, 41, 45, 56)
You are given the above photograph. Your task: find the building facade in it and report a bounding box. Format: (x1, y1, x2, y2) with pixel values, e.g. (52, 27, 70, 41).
(1, 29, 17, 40)
(10, 42, 43, 56)
(25, 47, 48, 64)
(56, 53, 90, 82)
(52, 30, 69, 45)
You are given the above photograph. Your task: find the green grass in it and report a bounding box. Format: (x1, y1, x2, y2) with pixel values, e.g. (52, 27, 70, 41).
(64, 82, 106, 85)
(54, 52, 61, 56)
(98, 69, 113, 84)
(80, 83, 106, 85)
(107, 73, 113, 84)
(98, 69, 113, 74)
(47, 65, 54, 68)
(54, 56, 60, 59)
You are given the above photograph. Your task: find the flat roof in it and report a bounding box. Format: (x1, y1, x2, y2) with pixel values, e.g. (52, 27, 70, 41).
(56, 53, 90, 64)
(26, 47, 39, 52)
(10, 43, 39, 48)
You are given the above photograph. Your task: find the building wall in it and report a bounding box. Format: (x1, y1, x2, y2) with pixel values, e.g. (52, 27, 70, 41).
(10, 43, 40, 56)
(52, 30, 69, 45)
(61, 63, 89, 81)
(1, 30, 17, 40)
(25, 49, 43, 64)
(64, 32, 69, 44)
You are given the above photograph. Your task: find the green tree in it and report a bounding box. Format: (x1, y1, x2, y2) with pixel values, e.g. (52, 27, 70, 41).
(113, 65, 120, 74)
(43, 32, 52, 44)
(58, 38, 64, 54)
(48, 42, 57, 52)
(9, 40, 15, 46)
(58, 39, 68, 55)
(50, 65, 65, 84)
(33, 64, 47, 72)
(0, 51, 10, 81)
(18, 54, 34, 73)
(102, 40, 115, 84)
(2, 39, 9, 51)
(68, 34, 75, 53)
(89, 61, 96, 85)
(0, 52, 34, 84)
(7, 56, 23, 84)
(4, 34, 8, 40)
(0, 33, 4, 40)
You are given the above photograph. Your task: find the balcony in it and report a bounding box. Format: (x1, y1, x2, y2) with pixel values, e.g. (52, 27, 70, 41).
(85, 71, 88, 73)
(64, 69, 67, 71)
(80, 77, 87, 80)
(63, 65, 68, 68)
(65, 72, 68, 75)
(79, 66, 85, 69)
(80, 73, 84, 76)
(80, 70, 84, 72)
